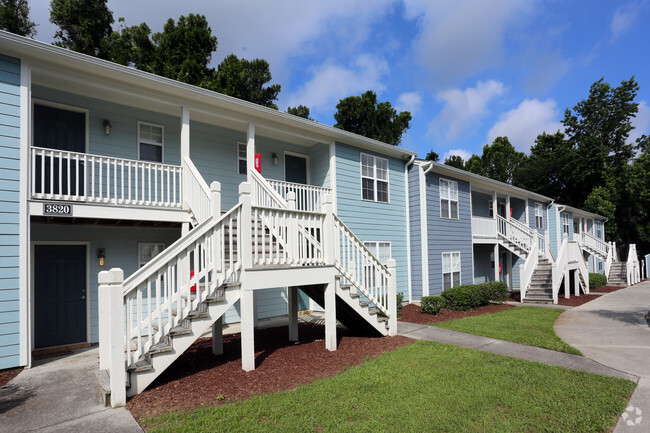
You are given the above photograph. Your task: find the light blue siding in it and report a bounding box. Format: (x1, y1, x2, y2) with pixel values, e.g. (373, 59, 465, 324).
(511, 254, 524, 288)
(473, 245, 494, 283)
(334, 142, 408, 298)
(472, 191, 492, 217)
(528, 199, 547, 233)
(0, 54, 20, 370)
(425, 172, 473, 296)
(408, 165, 422, 300)
(511, 197, 526, 222)
(549, 205, 558, 257)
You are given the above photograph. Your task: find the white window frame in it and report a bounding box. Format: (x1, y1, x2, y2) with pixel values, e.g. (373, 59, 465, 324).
(442, 251, 461, 291)
(138, 243, 166, 268)
(535, 203, 543, 229)
(562, 213, 570, 235)
(138, 121, 164, 163)
(440, 178, 459, 219)
(237, 142, 247, 176)
(488, 200, 494, 218)
(596, 222, 603, 239)
(360, 153, 389, 203)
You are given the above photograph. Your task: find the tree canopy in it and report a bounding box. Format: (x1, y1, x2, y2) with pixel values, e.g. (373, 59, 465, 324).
(286, 105, 311, 119)
(50, 0, 113, 58)
(425, 150, 439, 162)
(444, 155, 465, 170)
(0, 0, 36, 36)
(334, 90, 411, 145)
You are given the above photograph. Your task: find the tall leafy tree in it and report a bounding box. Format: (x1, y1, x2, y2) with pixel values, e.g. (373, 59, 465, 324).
(49, 0, 113, 58)
(334, 90, 411, 145)
(444, 155, 465, 170)
(0, 0, 36, 36)
(286, 105, 311, 119)
(425, 150, 439, 162)
(211, 54, 281, 108)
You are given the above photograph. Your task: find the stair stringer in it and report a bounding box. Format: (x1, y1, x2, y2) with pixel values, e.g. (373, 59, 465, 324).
(335, 281, 389, 336)
(127, 286, 241, 397)
(497, 237, 529, 260)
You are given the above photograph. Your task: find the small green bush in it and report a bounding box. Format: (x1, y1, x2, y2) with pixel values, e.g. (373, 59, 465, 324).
(482, 281, 508, 303)
(441, 284, 487, 311)
(589, 273, 608, 291)
(421, 296, 446, 314)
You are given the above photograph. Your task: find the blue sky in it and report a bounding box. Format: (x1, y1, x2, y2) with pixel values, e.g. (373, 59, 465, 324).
(28, 0, 650, 160)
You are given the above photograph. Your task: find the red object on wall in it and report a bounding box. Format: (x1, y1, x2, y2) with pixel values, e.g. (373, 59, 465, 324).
(190, 270, 196, 293)
(255, 153, 261, 173)
(509, 207, 512, 217)
(499, 264, 502, 275)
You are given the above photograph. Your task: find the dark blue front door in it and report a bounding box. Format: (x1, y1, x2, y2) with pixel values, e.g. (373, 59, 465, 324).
(285, 154, 307, 184)
(34, 245, 87, 348)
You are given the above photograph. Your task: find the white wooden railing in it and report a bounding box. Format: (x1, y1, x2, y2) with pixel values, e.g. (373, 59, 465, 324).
(519, 238, 539, 302)
(497, 215, 533, 253)
(551, 239, 569, 304)
(249, 168, 287, 209)
(182, 157, 211, 224)
(471, 216, 496, 238)
(627, 243, 640, 285)
(267, 179, 331, 212)
(580, 232, 609, 258)
(31, 146, 183, 208)
(605, 241, 614, 280)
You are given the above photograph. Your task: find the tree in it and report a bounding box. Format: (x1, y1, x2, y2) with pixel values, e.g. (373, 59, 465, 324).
(464, 154, 484, 176)
(425, 150, 439, 162)
(444, 155, 465, 170)
(50, 0, 113, 58)
(0, 0, 36, 36)
(211, 54, 281, 108)
(334, 90, 411, 145)
(286, 105, 311, 119)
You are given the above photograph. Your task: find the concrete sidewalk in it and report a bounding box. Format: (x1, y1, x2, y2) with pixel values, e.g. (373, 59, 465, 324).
(397, 321, 635, 381)
(555, 281, 650, 433)
(0, 348, 142, 432)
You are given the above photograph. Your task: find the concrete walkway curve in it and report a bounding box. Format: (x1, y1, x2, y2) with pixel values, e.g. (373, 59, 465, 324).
(555, 281, 650, 433)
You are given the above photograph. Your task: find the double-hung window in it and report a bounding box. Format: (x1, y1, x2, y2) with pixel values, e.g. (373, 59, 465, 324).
(138, 122, 163, 162)
(440, 178, 459, 219)
(361, 153, 389, 203)
(596, 222, 603, 239)
(535, 203, 543, 229)
(442, 252, 461, 290)
(237, 142, 247, 175)
(363, 241, 391, 288)
(562, 213, 570, 236)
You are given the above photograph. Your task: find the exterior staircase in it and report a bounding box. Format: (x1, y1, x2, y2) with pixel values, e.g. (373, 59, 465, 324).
(98, 167, 397, 406)
(523, 258, 553, 303)
(607, 262, 627, 286)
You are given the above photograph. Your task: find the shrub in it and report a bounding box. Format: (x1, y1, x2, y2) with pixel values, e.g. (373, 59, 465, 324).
(441, 284, 488, 311)
(421, 296, 446, 315)
(482, 281, 508, 303)
(378, 292, 405, 318)
(589, 273, 608, 291)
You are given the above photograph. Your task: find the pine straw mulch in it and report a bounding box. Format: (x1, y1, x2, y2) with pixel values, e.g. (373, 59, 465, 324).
(398, 302, 516, 325)
(126, 323, 413, 421)
(0, 368, 22, 388)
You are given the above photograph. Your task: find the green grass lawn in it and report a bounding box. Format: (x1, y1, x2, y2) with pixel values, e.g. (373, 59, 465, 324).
(140, 341, 634, 432)
(433, 306, 581, 355)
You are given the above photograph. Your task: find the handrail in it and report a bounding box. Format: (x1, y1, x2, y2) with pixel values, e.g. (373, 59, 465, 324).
(580, 231, 609, 258)
(551, 238, 569, 304)
(519, 239, 539, 301)
(496, 215, 533, 253)
(31, 146, 183, 208)
(627, 243, 640, 285)
(182, 157, 211, 223)
(249, 168, 287, 209)
(568, 241, 590, 294)
(604, 241, 614, 280)
(267, 178, 331, 212)
(332, 214, 391, 315)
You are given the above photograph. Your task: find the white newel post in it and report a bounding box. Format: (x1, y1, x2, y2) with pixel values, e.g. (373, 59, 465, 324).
(387, 258, 397, 336)
(288, 286, 299, 342)
(287, 192, 298, 260)
(99, 268, 126, 407)
(322, 194, 335, 266)
(98, 273, 109, 370)
(239, 182, 255, 371)
(325, 280, 337, 351)
(564, 270, 570, 299)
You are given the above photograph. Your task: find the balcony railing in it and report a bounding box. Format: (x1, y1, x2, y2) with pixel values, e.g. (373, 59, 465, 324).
(471, 216, 497, 238)
(31, 147, 183, 209)
(267, 179, 331, 212)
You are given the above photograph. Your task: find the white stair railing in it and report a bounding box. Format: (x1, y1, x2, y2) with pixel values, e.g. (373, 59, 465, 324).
(519, 240, 539, 302)
(568, 241, 590, 294)
(551, 239, 569, 304)
(249, 168, 287, 209)
(627, 244, 640, 285)
(496, 215, 534, 254)
(267, 179, 331, 212)
(182, 157, 212, 224)
(605, 241, 614, 280)
(31, 146, 183, 208)
(581, 232, 609, 259)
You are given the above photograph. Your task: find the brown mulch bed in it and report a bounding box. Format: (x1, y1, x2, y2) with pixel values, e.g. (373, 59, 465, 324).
(508, 292, 603, 307)
(398, 302, 515, 325)
(592, 285, 627, 293)
(126, 323, 413, 420)
(0, 368, 22, 388)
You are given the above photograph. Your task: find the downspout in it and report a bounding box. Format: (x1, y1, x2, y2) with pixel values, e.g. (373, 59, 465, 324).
(419, 162, 431, 297)
(404, 155, 415, 303)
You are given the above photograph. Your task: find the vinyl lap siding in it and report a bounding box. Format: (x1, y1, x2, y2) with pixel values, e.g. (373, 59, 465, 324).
(0, 55, 20, 369)
(334, 143, 408, 298)
(408, 165, 422, 300)
(426, 172, 473, 296)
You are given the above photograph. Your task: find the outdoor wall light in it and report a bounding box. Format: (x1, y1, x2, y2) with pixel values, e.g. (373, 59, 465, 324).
(103, 119, 112, 135)
(271, 152, 278, 165)
(97, 248, 106, 266)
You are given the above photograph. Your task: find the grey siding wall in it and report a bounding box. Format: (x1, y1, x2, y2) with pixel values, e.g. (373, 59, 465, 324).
(473, 245, 494, 283)
(0, 54, 20, 369)
(408, 165, 422, 300)
(472, 191, 492, 217)
(511, 197, 526, 222)
(528, 199, 547, 233)
(426, 172, 473, 296)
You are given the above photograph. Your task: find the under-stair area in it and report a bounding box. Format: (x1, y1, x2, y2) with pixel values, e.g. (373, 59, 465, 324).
(97, 167, 398, 407)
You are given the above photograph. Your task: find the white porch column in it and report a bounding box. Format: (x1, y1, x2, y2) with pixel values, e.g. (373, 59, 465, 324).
(288, 286, 299, 342)
(494, 244, 499, 282)
(525, 199, 529, 226)
(574, 269, 580, 296)
(564, 270, 570, 299)
(99, 268, 126, 407)
(246, 123, 255, 183)
(325, 280, 337, 351)
(241, 288, 255, 371)
(181, 106, 190, 161)
(387, 259, 397, 336)
(212, 317, 223, 356)
(506, 194, 511, 218)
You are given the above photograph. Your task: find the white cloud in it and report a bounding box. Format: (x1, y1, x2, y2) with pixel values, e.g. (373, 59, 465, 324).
(442, 148, 473, 162)
(610, 2, 646, 41)
(430, 80, 506, 143)
(630, 100, 650, 143)
(402, 0, 536, 87)
(283, 55, 389, 114)
(487, 98, 563, 152)
(396, 92, 423, 115)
